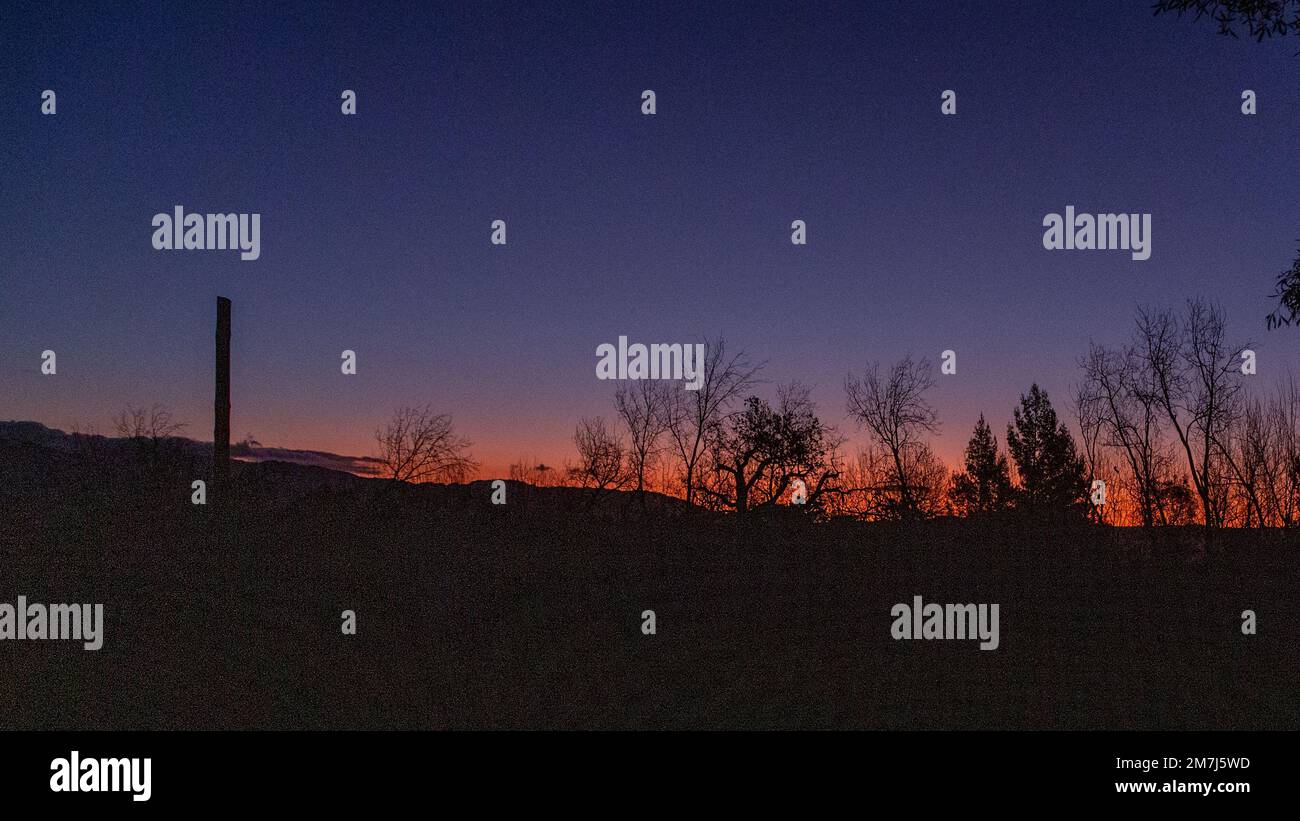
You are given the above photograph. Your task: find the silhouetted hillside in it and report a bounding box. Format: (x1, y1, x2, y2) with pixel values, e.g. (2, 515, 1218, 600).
(0, 421, 688, 516)
(1, 420, 1297, 730)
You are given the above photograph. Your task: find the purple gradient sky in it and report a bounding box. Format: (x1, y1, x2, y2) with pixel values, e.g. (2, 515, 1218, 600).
(3, 1, 1300, 478)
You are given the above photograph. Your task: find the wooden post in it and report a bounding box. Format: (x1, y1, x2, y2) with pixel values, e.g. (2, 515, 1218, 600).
(215, 297, 231, 504)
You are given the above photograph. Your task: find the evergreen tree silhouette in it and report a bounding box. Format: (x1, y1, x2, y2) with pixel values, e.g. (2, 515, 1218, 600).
(1007, 385, 1087, 515)
(950, 414, 1014, 516)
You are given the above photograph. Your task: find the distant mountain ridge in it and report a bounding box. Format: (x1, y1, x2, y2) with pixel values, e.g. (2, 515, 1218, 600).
(0, 419, 688, 517)
(0, 420, 385, 477)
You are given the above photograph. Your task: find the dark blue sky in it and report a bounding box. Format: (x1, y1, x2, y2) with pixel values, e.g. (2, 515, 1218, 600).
(3, 0, 1299, 474)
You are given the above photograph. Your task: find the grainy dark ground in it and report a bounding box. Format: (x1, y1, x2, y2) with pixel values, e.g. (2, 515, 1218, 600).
(1, 436, 1296, 730)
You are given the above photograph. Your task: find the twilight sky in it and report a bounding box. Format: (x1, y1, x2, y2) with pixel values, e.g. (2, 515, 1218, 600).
(3, 0, 1300, 477)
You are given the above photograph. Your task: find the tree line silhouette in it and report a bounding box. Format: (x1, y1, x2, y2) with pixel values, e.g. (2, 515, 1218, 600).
(81, 298, 1295, 530)
(491, 298, 1297, 529)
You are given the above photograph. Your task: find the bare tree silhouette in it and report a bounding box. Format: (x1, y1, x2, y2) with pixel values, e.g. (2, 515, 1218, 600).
(569, 416, 630, 504)
(1079, 342, 1175, 527)
(1134, 301, 1247, 530)
(113, 403, 186, 443)
(1259, 377, 1300, 525)
(614, 380, 673, 501)
(375, 406, 477, 485)
(112, 403, 189, 473)
(845, 355, 940, 518)
(664, 336, 763, 506)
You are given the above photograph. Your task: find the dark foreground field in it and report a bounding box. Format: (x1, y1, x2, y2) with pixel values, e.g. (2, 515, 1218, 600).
(1, 432, 1297, 730)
